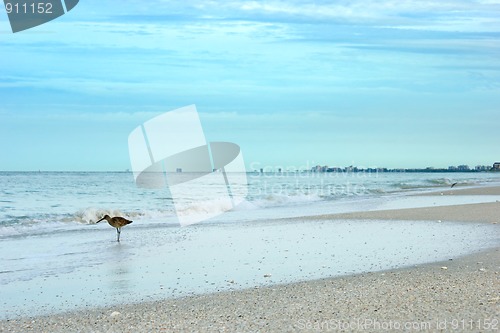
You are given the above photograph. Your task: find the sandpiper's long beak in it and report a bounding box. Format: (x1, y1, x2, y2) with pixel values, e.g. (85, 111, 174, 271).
(96, 217, 105, 224)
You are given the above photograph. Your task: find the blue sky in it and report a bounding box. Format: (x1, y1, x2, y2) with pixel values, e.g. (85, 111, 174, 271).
(0, 0, 499, 171)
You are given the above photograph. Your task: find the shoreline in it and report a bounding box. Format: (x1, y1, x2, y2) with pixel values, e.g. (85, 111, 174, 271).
(1, 187, 499, 332)
(305, 185, 500, 223)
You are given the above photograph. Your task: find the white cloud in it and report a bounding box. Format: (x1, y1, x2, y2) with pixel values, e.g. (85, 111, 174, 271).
(1, 109, 160, 122)
(59, 0, 500, 33)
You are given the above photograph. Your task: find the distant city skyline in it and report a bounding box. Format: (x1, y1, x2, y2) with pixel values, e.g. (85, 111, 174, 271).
(251, 162, 499, 173)
(1, 1, 499, 171)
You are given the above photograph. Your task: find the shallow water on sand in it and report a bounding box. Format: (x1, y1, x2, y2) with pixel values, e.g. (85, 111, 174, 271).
(1, 218, 498, 319)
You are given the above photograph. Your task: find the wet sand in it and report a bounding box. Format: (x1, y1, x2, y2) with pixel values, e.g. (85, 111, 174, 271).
(1, 187, 499, 332)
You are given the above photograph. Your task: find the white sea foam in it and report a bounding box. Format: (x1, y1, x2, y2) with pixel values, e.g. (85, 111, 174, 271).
(71, 208, 128, 224)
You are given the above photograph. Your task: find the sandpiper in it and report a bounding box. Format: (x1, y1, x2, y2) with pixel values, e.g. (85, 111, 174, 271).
(96, 215, 133, 242)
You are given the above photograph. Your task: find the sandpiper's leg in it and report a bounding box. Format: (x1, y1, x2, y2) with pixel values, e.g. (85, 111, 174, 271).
(116, 228, 121, 242)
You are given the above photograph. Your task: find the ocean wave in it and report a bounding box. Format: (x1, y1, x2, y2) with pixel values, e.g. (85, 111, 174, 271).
(175, 198, 234, 218)
(0, 207, 177, 238)
(68, 208, 129, 224)
(0, 194, 325, 236)
(245, 193, 325, 209)
(0, 220, 71, 238)
(427, 178, 454, 186)
(391, 177, 481, 191)
(393, 183, 430, 190)
(69, 207, 180, 224)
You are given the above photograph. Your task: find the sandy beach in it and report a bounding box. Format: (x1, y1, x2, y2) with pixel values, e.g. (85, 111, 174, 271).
(1, 186, 498, 332)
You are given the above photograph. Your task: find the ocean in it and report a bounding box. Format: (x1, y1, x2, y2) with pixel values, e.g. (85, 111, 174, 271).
(1, 171, 499, 318)
(2, 171, 499, 233)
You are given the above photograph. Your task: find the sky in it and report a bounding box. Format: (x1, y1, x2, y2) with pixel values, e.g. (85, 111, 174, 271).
(0, 0, 499, 171)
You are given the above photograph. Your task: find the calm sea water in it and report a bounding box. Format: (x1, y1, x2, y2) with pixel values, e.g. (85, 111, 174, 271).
(1, 171, 499, 238)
